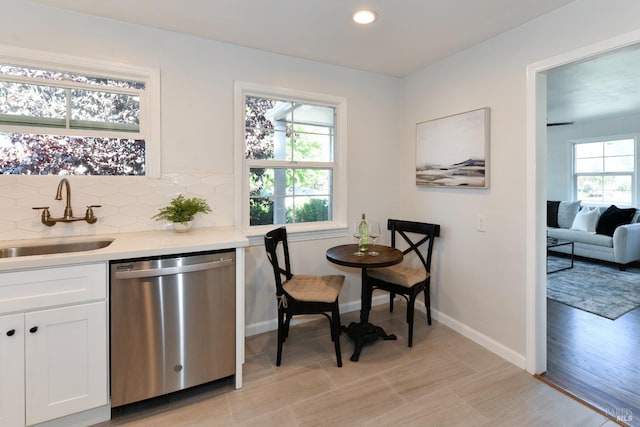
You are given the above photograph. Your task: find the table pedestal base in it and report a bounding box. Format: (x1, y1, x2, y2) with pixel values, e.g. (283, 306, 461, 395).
(343, 322, 397, 362)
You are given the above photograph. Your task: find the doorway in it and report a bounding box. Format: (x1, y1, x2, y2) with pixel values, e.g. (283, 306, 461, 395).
(526, 30, 640, 424)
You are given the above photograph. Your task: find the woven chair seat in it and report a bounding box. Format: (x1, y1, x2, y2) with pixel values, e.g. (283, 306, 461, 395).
(283, 275, 344, 303)
(368, 263, 427, 288)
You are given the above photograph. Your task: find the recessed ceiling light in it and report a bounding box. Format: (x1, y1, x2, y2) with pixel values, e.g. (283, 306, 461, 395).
(352, 9, 377, 25)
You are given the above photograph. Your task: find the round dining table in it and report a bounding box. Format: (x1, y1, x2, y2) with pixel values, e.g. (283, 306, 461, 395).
(326, 244, 403, 361)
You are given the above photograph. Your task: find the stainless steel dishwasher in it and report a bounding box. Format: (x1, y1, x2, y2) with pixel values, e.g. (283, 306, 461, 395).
(110, 250, 235, 407)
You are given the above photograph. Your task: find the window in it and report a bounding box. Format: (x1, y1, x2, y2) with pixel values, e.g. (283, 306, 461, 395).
(573, 137, 635, 206)
(236, 82, 346, 235)
(0, 46, 159, 176)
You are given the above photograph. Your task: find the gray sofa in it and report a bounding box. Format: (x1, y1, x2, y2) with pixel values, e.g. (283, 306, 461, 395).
(547, 204, 640, 270)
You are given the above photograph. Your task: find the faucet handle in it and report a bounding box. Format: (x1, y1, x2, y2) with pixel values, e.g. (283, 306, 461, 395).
(33, 207, 55, 227)
(86, 204, 102, 214)
(85, 205, 101, 224)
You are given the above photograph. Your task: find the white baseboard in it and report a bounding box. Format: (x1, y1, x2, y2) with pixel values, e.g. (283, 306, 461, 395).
(245, 298, 526, 370)
(426, 307, 526, 369)
(245, 295, 381, 337)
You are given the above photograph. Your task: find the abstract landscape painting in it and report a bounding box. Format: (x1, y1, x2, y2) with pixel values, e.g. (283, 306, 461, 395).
(416, 108, 489, 188)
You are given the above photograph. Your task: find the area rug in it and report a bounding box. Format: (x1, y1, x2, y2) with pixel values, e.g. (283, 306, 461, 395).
(546, 256, 640, 320)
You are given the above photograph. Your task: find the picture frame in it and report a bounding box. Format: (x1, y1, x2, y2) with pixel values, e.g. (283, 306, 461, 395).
(415, 107, 490, 188)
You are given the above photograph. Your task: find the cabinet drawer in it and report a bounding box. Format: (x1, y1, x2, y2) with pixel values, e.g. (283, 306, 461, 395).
(0, 263, 106, 314)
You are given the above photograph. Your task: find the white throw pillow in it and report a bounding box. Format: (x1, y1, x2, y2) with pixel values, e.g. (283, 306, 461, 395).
(571, 206, 599, 233)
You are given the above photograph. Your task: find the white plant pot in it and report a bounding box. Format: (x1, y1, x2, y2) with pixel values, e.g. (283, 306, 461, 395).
(172, 221, 193, 233)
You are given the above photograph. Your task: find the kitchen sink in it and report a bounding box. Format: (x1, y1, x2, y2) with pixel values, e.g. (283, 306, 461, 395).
(0, 239, 114, 258)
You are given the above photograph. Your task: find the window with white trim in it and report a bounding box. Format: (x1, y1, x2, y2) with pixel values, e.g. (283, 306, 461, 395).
(573, 137, 636, 206)
(0, 46, 159, 176)
(236, 82, 347, 234)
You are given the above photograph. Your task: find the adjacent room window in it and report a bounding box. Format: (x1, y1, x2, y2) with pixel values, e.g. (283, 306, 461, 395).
(0, 47, 159, 176)
(236, 82, 346, 234)
(573, 137, 636, 206)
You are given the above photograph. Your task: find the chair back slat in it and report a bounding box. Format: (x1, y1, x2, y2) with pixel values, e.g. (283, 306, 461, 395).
(387, 219, 440, 272)
(264, 227, 293, 295)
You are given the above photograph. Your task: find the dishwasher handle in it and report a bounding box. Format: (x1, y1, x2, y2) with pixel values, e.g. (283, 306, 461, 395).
(113, 258, 233, 280)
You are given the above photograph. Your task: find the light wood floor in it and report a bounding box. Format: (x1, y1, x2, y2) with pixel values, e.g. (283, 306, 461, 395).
(98, 304, 615, 427)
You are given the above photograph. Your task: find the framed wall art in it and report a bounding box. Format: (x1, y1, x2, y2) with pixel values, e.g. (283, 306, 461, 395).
(416, 107, 490, 188)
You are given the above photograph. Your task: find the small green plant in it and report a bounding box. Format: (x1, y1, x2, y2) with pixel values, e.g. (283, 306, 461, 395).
(152, 195, 211, 224)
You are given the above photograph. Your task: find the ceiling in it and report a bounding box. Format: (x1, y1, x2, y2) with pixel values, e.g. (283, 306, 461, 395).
(24, 0, 640, 124)
(27, 0, 574, 77)
(546, 43, 640, 125)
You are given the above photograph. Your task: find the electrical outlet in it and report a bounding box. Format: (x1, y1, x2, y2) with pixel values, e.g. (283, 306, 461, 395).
(477, 214, 487, 232)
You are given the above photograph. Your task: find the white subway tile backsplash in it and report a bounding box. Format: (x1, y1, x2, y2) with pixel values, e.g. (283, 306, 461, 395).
(1, 183, 38, 199)
(101, 213, 138, 228)
(0, 219, 15, 233)
(83, 182, 120, 198)
(164, 173, 202, 187)
(119, 182, 154, 197)
(101, 193, 139, 208)
(0, 173, 234, 241)
(1, 229, 39, 241)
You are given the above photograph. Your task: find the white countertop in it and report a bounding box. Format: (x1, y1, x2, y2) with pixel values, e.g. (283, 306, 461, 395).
(0, 227, 249, 272)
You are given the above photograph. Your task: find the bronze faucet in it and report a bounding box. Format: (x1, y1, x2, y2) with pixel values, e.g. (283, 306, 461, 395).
(33, 178, 101, 226)
(56, 178, 74, 219)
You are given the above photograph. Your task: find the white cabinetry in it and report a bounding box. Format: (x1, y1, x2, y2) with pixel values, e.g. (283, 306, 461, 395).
(0, 263, 107, 427)
(0, 313, 24, 427)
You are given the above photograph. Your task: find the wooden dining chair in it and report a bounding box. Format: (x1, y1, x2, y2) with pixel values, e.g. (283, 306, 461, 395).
(366, 219, 440, 347)
(264, 226, 345, 367)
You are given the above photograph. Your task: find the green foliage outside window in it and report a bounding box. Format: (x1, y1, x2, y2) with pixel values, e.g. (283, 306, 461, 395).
(245, 95, 333, 226)
(250, 197, 328, 226)
(286, 198, 329, 223)
(250, 198, 274, 226)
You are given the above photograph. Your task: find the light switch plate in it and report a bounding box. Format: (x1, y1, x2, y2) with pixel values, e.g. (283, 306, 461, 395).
(477, 214, 487, 232)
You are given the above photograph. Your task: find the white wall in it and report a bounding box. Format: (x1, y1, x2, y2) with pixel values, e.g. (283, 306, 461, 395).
(0, 1, 403, 331)
(402, 0, 640, 364)
(547, 113, 640, 200)
(5, 0, 640, 367)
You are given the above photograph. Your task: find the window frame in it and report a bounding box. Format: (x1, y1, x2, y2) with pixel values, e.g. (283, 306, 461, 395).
(0, 44, 161, 177)
(234, 81, 347, 241)
(571, 134, 638, 207)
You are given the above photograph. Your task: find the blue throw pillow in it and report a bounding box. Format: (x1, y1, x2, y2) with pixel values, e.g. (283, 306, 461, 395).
(595, 205, 636, 236)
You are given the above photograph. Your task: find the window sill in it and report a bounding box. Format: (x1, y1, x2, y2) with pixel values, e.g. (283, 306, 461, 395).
(245, 222, 348, 246)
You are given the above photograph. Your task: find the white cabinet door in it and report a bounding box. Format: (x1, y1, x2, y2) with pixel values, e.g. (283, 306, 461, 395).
(24, 302, 107, 426)
(0, 314, 24, 427)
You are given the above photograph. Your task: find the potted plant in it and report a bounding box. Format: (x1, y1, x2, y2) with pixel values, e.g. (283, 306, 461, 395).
(152, 195, 211, 232)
